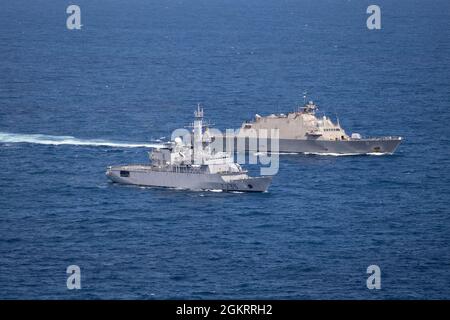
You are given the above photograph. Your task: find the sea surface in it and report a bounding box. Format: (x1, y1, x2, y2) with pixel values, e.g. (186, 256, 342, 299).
(0, 0, 449, 299)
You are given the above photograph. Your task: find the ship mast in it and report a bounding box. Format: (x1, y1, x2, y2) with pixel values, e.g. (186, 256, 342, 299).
(193, 104, 204, 165)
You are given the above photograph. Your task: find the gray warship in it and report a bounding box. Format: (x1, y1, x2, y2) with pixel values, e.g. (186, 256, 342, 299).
(106, 106, 272, 192)
(216, 100, 402, 155)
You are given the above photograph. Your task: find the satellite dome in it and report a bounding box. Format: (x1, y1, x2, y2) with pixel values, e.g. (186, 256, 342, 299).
(174, 137, 182, 145)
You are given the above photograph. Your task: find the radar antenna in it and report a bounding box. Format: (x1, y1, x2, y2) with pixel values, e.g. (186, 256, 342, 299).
(195, 103, 204, 119)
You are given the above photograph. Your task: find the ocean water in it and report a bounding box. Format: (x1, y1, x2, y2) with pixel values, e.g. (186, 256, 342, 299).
(1, 0, 449, 299)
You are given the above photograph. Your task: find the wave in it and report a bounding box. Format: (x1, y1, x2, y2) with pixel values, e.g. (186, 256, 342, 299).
(0, 132, 165, 148)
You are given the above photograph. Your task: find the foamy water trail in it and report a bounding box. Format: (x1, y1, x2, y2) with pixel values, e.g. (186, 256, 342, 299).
(0, 132, 165, 148)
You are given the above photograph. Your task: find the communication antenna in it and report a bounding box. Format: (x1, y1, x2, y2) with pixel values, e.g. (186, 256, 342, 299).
(303, 91, 308, 105)
(195, 103, 203, 118)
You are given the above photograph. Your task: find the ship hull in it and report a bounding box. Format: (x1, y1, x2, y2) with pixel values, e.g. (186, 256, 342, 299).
(215, 136, 402, 155)
(106, 166, 271, 192)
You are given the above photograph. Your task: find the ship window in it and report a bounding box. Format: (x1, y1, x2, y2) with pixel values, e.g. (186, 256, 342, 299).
(247, 184, 253, 189)
(120, 170, 130, 177)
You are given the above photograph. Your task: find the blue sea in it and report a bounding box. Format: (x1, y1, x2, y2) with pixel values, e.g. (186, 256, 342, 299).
(1, 0, 449, 299)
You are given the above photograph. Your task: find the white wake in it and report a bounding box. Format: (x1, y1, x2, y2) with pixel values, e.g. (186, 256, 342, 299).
(0, 132, 165, 148)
